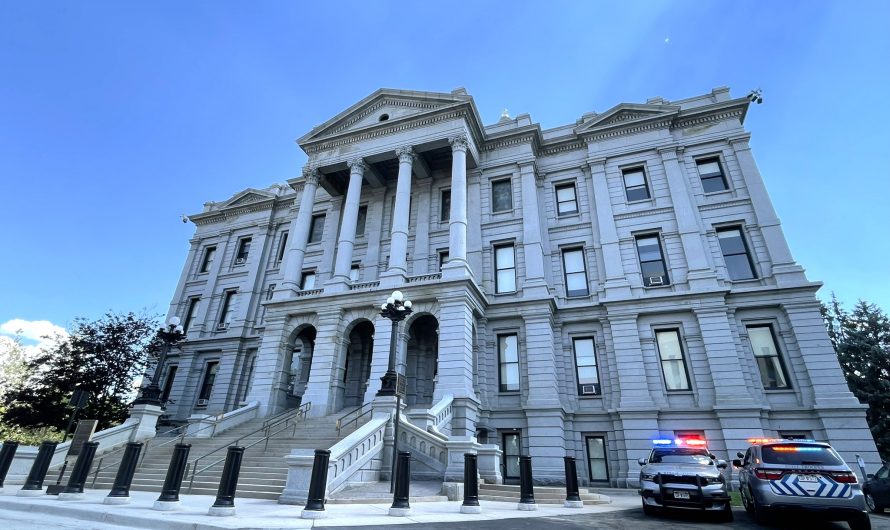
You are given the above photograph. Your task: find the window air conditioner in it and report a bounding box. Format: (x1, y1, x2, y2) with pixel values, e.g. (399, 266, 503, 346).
(196, 399, 209, 407)
(217, 322, 229, 330)
(581, 385, 598, 395)
(648, 276, 664, 286)
(235, 257, 246, 265)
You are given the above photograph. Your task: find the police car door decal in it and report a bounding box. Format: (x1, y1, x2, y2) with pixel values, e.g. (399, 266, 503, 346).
(770, 474, 851, 498)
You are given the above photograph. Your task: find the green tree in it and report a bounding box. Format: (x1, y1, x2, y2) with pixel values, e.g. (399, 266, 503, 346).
(0, 332, 31, 400)
(823, 295, 890, 459)
(1, 311, 161, 432)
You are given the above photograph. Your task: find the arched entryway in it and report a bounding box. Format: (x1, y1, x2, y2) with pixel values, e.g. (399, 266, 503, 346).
(405, 314, 438, 408)
(341, 320, 374, 410)
(286, 325, 316, 407)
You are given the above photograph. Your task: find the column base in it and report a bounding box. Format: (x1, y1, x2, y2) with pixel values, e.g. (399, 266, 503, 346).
(208, 506, 236, 517)
(379, 270, 407, 288)
(389, 507, 412, 517)
(301, 509, 328, 519)
(441, 260, 471, 280)
(460, 504, 482, 514)
(152, 500, 181, 511)
(564, 500, 584, 508)
(104, 496, 131, 505)
(517, 502, 538, 511)
(57, 492, 86, 501)
(17, 488, 45, 497)
(323, 277, 351, 294)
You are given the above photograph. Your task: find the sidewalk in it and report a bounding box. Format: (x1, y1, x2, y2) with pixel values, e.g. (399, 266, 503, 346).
(0, 488, 637, 530)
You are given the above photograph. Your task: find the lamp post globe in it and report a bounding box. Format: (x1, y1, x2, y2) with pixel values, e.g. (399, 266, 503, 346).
(376, 290, 412, 397)
(133, 316, 185, 407)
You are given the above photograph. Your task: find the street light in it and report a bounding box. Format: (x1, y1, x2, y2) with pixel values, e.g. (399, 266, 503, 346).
(134, 316, 185, 407)
(376, 290, 412, 492)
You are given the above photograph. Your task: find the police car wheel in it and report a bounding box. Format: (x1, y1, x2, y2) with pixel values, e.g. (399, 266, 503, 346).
(742, 488, 754, 515)
(641, 499, 657, 516)
(716, 503, 734, 523)
(848, 513, 872, 530)
(865, 492, 883, 514)
(751, 494, 770, 525)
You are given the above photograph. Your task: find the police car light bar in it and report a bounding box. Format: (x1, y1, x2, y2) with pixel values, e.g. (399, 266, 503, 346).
(747, 438, 819, 444)
(685, 439, 707, 446)
(652, 439, 676, 445)
(652, 438, 707, 446)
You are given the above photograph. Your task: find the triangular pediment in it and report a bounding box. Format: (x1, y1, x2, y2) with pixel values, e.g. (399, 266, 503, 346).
(575, 103, 680, 133)
(220, 189, 276, 209)
(298, 89, 472, 145)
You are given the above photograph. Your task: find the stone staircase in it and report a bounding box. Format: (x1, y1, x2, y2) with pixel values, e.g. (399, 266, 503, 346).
(478, 483, 611, 505)
(86, 409, 363, 500)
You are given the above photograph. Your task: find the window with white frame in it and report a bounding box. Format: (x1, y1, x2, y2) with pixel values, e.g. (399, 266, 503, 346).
(562, 248, 589, 297)
(494, 244, 516, 293)
(349, 264, 360, 282)
(746, 324, 790, 389)
(697, 157, 728, 193)
(573, 337, 600, 395)
(498, 333, 520, 392)
(655, 329, 691, 391)
(491, 179, 513, 212)
(622, 166, 651, 202)
(555, 182, 578, 216)
(635, 235, 669, 286)
(717, 226, 756, 280)
(300, 271, 316, 290)
(438, 249, 449, 271)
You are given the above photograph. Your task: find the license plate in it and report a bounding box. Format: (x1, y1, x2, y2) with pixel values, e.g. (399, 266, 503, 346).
(673, 491, 690, 499)
(798, 474, 818, 482)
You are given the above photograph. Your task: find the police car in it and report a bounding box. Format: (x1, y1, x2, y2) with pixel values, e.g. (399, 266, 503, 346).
(638, 437, 733, 521)
(734, 438, 871, 530)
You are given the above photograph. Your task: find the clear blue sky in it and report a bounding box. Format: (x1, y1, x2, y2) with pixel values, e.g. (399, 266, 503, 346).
(2, 1, 889, 336)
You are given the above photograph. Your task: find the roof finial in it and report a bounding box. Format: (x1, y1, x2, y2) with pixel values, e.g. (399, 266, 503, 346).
(499, 108, 511, 122)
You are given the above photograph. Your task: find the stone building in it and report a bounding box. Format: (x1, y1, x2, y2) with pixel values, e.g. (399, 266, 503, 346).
(160, 86, 880, 487)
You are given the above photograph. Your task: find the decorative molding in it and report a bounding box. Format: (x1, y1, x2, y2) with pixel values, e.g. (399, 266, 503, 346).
(347, 158, 368, 174)
(548, 221, 590, 235)
(539, 141, 586, 156)
(614, 205, 675, 221)
(583, 117, 674, 143)
(449, 134, 469, 152)
(481, 132, 536, 152)
(395, 146, 416, 164)
(699, 198, 751, 211)
(673, 109, 744, 130)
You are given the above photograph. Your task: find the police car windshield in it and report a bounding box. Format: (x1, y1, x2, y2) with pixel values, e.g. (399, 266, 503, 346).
(761, 444, 844, 466)
(650, 448, 712, 465)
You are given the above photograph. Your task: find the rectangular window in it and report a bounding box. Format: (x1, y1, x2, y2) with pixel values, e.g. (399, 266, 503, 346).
(697, 157, 728, 193)
(586, 436, 609, 482)
(494, 244, 516, 293)
(622, 167, 651, 202)
(562, 248, 589, 297)
(440, 189, 451, 222)
(199, 246, 216, 273)
(349, 264, 360, 282)
(555, 183, 578, 216)
(438, 249, 449, 271)
(498, 334, 520, 392)
(636, 235, 669, 286)
(747, 325, 790, 389)
(502, 432, 522, 480)
(234, 238, 251, 264)
(308, 214, 325, 244)
(218, 291, 235, 329)
(266, 284, 276, 300)
(573, 337, 600, 395)
(655, 329, 691, 391)
(160, 365, 178, 404)
(355, 205, 367, 236)
(717, 227, 756, 280)
(183, 297, 200, 333)
(491, 179, 513, 212)
(300, 271, 316, 290)
(276, 232, 289, 263)
(198, 361, 219, 402)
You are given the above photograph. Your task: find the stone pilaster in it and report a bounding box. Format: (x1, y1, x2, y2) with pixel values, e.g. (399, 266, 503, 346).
(694, 306, 756, 407)
(466, 171, 483, 280)
(233, 224, 270, 329)
(168, 239, 200, 322)
(319, 197, 342, 284)
(244, 315, 290, 416)
(412, 176, 432, 275)
(434, 292, 477, 403)
(588, 159, 630, 299)
(518, 162, 549, 297)
(381, 147, 414, 286)
(329, 159, 366, 291)
(442, 135, 471, 279)
(521, 309, 561, 408)
(193, 231, 231, 335)
(302, 308, 345, 416)
(607, 313, 655, 409)
(364, 313, 396, 402)
(277, 168, 320, 299)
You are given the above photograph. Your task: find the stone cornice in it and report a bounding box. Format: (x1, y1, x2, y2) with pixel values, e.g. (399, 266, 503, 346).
(614, 206, 675, 221)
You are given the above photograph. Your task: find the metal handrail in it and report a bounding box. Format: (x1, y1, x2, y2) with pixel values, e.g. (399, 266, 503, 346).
(335, 401, 373, 437)
(183, 402, 311, 493)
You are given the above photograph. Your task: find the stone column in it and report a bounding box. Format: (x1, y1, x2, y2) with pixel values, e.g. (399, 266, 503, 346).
(301, 308, 345, 417)
(519, 162, 549, 297)
(606, 313, 654, 409)
(277, 168, 320, 299)
(381, 147, 414, 286)
(521, 309, 561, 408)
(319, 198, 342, 283)
(245, 315, 290, 416)
(589, 159, 630, 299)
(729, 135, 805, 285)
(466, 172, 484, 279)
(442, 135, 471, 279)
(694, 306, 756, 407)
(364, 313, 395, 402)
(329, 159, 366, 291)
(659, 147, 717, 290)
(434, 293, 478, 403)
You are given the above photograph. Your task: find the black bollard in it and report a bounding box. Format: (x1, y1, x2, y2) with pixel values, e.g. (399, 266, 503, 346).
(18, 440, 58, 496)
(518, 455, 536, 509)
(460, 452, 481, 514)
(564, 456, 582, 507)
(105, 442, 143, 504)
(59, 441, 99, 498)
(208, 446, 244, 516)
(302, 449, 331, 516)
(0, 441, 20, 489)
(389, 451, 411, 516)
(153, 443, 191, 509)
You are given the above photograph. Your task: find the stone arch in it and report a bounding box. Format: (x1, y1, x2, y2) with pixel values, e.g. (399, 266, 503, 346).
(282, 321, 317, 408)
(404, 313, 439, 408)
(333, 317, 375, 412)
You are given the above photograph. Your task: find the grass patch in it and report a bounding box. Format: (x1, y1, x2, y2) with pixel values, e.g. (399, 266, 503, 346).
(728, 491, 743, 507)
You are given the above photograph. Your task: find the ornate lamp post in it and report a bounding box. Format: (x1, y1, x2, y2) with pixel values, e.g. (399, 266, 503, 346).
(134, 316, 185, 407)
(376, 290, 412, 492)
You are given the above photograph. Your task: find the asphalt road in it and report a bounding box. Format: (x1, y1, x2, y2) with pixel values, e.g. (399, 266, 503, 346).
(324, 508, 890, 530)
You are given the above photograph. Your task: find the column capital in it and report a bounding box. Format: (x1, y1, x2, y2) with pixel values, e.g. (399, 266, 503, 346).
(449, 134, 469, 153)
(727, 133, 752, 150)
(301, 166, 321, 186)
(395, 146, 416, 164)
(347, 158, 368, 174)
(586, 157, 607, 172)
(656, 145, 680, 160)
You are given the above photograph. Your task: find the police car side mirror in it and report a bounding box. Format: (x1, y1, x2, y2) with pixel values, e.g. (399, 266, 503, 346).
(638, 458, 647, 466)
(867, 474, 875, 480)
(717, 460, 728, 469)
(737, 452, 745, 459)
(732, 459, 743, 468)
